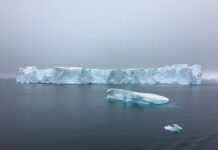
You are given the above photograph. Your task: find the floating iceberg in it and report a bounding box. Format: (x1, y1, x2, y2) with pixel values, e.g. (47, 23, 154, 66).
(202, 72, 218, 81)
(164, 124, 183, 132)
(107, 88, 169, 105)
(16, 64, 202, 85)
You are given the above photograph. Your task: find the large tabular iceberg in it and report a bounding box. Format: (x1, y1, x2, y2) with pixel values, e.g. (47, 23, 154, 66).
(16, 64, 202, 85)
(107, 88, 169, 105)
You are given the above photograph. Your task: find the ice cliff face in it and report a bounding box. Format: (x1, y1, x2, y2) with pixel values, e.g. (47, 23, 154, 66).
(16, 64, 202, 85)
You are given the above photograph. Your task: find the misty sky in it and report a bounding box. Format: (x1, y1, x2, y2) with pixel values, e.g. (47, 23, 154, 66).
(0, 0, 218, 76)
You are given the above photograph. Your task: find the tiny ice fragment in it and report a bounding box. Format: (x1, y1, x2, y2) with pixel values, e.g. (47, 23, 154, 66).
(164, 124, 183, 132)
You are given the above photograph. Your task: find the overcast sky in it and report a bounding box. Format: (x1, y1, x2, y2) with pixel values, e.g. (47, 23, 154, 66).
(0, 0, 217, 76)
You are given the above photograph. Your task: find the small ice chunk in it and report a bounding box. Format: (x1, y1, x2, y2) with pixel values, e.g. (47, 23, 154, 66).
(164, 124, 183, 132)
(107, 88, 169, 105)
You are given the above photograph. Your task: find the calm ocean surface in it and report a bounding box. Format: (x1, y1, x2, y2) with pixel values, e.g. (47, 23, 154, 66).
(0, 79, 218, 150)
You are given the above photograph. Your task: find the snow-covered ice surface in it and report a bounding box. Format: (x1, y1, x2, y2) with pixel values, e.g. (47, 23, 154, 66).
(164, 124, 183, 132)
(107, 88, 169, 105)
(16, 64, 202, 85)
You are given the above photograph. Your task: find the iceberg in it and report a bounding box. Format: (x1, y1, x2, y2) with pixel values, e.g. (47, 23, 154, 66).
(164, 124, 183, 132)
(107, 88, 169, 105)
(16, 64, 202, 85)
(202, 72, 218, 81)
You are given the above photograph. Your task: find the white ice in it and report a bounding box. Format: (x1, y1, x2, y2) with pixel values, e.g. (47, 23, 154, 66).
(164, 124, 183, 132)
(202, 72, 218, 81)
(107, 88, 169, 105)
(16, 64, 202, 85)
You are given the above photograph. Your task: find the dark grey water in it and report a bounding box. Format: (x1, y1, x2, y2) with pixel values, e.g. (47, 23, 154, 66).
(0, 79, 218, 150)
